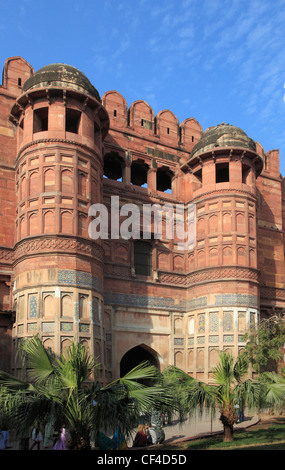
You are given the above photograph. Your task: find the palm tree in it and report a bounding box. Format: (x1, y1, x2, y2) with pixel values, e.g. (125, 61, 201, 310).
(0, 336, 166, 449)
(162, 351, 285, 442)
(211, 351, 254, 441)
(159, 364, 216, 425)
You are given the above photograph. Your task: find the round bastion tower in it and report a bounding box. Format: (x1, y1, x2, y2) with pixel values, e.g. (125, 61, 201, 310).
(10, 64, 109, 367)
(185, 123, 264, 381)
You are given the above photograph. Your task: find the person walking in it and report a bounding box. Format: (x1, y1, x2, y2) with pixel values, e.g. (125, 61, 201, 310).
(29, 426, 43, 450)
(53, 425, 67, 450)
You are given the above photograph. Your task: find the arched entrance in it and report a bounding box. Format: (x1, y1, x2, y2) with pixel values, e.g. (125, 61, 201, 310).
(120, 344, 160, 378)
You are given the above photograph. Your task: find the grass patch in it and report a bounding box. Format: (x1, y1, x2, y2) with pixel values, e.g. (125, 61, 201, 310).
(163, 418, 285, 451)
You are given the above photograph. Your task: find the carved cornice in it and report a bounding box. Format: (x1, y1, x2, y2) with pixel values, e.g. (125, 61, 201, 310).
(158, 266, 259, 287)
(0, 247, 14, 262)
(13, 236, 104, 265)
(16, 138, 102, 164)
(191, 188, 257, 204)
(187, 266, 259, 284)
(260, 286, 285, 301)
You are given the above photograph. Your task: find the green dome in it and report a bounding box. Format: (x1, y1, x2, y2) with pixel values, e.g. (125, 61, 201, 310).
(22, 63, 100, 101)
(191, 123, 256, 159)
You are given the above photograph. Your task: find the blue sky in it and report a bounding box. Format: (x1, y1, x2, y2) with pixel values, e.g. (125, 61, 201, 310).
(1, 0, 285, 174)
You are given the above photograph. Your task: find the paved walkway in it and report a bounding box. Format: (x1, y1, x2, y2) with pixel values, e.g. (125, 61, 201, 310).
(161, 413, 259, 445)
(127, 412, 259, 447)
(6, 412, 259, 450)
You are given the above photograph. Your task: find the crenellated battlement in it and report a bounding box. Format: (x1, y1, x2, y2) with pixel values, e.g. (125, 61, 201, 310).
(102, 90, 203, 152)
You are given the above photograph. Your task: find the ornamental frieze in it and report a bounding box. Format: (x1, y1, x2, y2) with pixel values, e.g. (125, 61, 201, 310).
(260, 286, 285, 300)
(158, 266, 259, 286)
(16, 138, 102, 163)
(13, 236, 104, 263)
(0, 248, 15, 262)
(191, 187, 257, 203)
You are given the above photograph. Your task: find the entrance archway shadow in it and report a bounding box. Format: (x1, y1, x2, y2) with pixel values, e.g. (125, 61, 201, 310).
(120, 344, 160, 384)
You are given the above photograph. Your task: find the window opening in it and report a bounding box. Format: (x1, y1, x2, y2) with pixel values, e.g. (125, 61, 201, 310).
(134, 241, 152, 276)
(33, 107, 48, 133)
(18, 77, 22, 87)
(131, 160, 149, 187)
(193, 168, 202, 183)
(242, 163, 250, 184)
(66, 108, 81, 134)
(156, 166, 173, 193)
(192, 168, 202, 190)
(141, 119, 152, 130)
(216, 162, 229, 183)
(103, 152, 124, 181)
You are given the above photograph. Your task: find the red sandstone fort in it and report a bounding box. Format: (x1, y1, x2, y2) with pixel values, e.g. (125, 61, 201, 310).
(0, 56, 284, 383)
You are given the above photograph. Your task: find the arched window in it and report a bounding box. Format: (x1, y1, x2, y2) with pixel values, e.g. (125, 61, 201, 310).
(30, 171, 39, 195)
(134, 241, 152, 276)
(78, 172, 87, 197)
(156, 166, 173, 192)
(79, 295, 88, 319)
(61, 169, 73, 193)
(103, 152, 124, 181)
(78, 213, 88, 237)
(61, 294, 73, 317)
(131, 160, 149, 187)
(61, 339, 72, 355)
(43, 294, 55, 317)
(43, 210, 55, 233)
(29, 212, 38, 235)
(44, 168, 55, 192)
(61, 210, 73, 234)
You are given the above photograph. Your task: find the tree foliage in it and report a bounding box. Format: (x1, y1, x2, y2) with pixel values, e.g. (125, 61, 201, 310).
(161, 351, 285, 442)
(0, 336, 168, 450)
(243, 316, 285, 373)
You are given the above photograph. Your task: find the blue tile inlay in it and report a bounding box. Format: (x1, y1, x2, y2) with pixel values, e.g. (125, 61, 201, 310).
(29, 295, 38, 318)
(104, 292, 186, 311)
(215, 294, 257, 307)
(58, 270, 102, 292)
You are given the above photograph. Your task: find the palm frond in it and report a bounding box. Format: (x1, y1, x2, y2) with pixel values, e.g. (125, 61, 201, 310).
(234, 379, 262, 410)
(55, 342, 98, 394)
(212, 351, 235, 386)
(259, 372, 285, 407)
(263, 383, 285, 406)
(260, 371, 285, 384)
(0, 371, 35, 392)
(233, 354, 249, 382)
(162, 365, 194, 385)
(117, 361, 159, 383)
(186, 380, 217, 412)
(18, 336, 55, 385)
